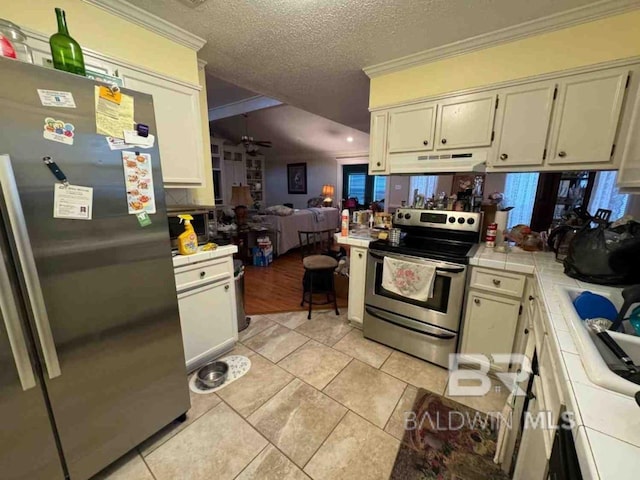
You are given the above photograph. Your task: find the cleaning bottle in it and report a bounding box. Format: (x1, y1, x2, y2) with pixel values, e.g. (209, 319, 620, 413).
(341, 209, 349, 236)
(177, 214, 198, 255)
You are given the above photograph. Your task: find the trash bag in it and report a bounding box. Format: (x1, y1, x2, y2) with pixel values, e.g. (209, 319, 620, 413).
(564, 220, 640, 285)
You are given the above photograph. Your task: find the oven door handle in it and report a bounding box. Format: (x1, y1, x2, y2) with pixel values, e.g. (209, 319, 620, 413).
(368, 251, 465, 274)
(365, 307, 457, 339)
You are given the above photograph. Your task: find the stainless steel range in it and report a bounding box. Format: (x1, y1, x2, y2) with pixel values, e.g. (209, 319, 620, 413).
(364, 208, 481, 368)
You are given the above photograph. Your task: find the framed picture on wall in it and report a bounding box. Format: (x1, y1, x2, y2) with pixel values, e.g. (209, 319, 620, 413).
(287, 163, 307, 194)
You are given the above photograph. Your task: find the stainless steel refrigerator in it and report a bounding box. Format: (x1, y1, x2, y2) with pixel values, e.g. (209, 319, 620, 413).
(0, 57, 190, 479)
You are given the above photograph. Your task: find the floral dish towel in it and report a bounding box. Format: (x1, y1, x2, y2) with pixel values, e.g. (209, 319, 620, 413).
(381, 256, 436, 301)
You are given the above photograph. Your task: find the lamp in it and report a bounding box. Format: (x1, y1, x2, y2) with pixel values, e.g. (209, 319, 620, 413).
(321, 184, 335, 207)
(230, 184, 253, 230)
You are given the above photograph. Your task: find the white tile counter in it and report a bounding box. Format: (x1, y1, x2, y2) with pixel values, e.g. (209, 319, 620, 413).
(334, 232, 375, 248)
(470, 244, 640, 479)
(172, 244, 238, 267)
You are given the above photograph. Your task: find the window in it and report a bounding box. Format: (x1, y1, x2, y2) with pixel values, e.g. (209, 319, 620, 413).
(373, 176, 387, 202)
(347, 173, 366, 203)
(588, 170, 629, 220)
(504, 173, 540, 228)
(408, 175, 438, 206)
(342, 164, 387, 206)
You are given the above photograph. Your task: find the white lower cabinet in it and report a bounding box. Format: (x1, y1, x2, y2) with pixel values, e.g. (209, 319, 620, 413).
(513, 381, 551, 480)
(347, 247, 367, 328)
(174, 256, 237, 372)
(460, 291, 520, 372)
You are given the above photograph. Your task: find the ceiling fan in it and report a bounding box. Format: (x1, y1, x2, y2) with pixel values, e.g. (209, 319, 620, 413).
(240, 114, 272, 156)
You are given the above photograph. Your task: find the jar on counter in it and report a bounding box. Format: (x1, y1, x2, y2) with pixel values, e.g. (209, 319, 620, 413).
(0, 19, 33, 63)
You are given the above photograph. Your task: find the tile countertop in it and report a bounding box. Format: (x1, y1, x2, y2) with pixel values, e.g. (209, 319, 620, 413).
(334, 232, 375, 248)
(470, 244, 640, 479)
(172, 244, 238, 267)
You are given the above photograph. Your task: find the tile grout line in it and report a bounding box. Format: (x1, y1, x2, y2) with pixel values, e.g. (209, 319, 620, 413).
(383, 383, 409, 435)
(301, 406, 351, 472)
(139, 451, 159, 480)
(231, 442, 270, 480)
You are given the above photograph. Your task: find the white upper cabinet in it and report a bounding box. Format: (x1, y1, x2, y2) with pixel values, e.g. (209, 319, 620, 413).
(387, 104, 436, 153)
(436, 92, 497, 150)
(120, 67, 204, 187)
(369, 111, 389, 174)
(618, 83, 640, 190)
(492, 83, 556, 168)
(547, 68, 629, 165)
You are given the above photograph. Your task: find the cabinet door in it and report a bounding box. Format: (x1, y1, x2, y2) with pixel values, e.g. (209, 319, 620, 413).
(177, 281, 234, 370)
(387, 104, 436, 153)
(548, 69, 629, 165)
(347, 247, 367, 327)
(461, 292, 520, 372)
(436, 92, 497, 150)
(369, 111, 388, 174)
(120, 68, 204, 187)
(492, 83, 556, 167)
(512, 387, 550, 480)
(618, 83, 640, 189)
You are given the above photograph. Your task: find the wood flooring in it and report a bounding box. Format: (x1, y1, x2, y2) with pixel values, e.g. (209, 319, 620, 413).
(244, 250, 349, 315)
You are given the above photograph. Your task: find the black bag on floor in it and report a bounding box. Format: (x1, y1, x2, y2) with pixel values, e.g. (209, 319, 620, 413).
(564, 220, 640, 285)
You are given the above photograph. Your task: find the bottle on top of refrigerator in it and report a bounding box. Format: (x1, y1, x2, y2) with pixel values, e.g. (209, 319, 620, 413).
(49, 8, 86, 75)
(341, 209, 349, 236)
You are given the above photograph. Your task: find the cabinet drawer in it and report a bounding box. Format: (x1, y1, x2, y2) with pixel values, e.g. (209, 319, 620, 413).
(539, 336, 563, 442)
(175, 258, 231, 291)
(470, 267, 526, 297)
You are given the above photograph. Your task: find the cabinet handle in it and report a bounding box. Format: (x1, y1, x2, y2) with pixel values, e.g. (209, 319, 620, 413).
(423, 140, 429, 146)
(200, 271, 206, 278)
(558, 151, 567, 158)
(376, 162, 381, 167)
(529, 295, 534, 301)
(358, 253, 363, 258)
(492, 279, 501, 286)
(441, 138, 447, 144)
(474, 298, 480, 305)
(224, 285, 229, 291)
(524, 328, 529, 335)
(499, 153, 508, 160)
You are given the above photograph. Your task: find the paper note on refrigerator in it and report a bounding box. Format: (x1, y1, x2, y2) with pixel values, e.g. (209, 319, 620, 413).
(94, 86, 134, 138)
(53, 184, 93, 220)
(122, 151, 156, 215)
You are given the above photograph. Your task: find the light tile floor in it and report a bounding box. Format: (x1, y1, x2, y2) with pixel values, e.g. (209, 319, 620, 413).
(92, 310, 509, 480)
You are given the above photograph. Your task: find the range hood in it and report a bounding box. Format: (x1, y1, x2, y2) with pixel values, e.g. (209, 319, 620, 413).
(389, 150, 487, 174)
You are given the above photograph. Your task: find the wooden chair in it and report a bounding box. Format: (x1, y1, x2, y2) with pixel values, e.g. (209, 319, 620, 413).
(298, 229, 339, 319)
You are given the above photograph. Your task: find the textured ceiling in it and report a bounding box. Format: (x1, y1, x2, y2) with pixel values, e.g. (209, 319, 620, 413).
(128, 0, 602, 131)
(210, 104, 369, 157)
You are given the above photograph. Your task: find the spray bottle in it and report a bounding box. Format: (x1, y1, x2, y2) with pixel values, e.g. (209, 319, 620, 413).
(177, 214, 198, 255)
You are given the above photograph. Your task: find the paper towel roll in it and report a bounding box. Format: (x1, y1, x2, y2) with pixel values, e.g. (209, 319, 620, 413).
(495, 210, 510, 246)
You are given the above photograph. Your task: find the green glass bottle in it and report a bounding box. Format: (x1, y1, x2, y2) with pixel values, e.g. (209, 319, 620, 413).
(49, 8, 86, 76)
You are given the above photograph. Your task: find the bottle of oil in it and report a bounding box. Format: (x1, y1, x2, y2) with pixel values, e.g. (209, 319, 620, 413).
(49, 8, 85, 76)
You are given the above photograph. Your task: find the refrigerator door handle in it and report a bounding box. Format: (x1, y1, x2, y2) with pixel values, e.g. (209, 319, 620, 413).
(0, 155, 61, 379)
(0, 253, 37, 390)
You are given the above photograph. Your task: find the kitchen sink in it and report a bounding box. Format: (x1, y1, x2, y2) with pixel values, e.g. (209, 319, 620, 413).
(557, 286, 640, 397)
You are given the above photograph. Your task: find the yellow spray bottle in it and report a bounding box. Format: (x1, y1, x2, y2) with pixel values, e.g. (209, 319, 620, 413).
(177, 214, 198, 255)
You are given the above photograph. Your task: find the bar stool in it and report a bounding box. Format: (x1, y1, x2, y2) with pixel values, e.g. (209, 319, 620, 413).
(298, 229, 340, 320)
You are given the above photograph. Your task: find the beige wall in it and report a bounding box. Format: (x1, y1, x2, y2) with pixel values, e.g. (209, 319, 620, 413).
(1, 0, 199, 85)
(265, 154, 338, 209)
(370, 10, 640, 108)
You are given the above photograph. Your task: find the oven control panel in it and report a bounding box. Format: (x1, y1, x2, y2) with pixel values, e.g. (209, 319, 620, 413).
(394, 209, 481, 232)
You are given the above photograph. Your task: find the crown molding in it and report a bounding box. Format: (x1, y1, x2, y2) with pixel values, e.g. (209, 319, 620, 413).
(208, 95, 282, 121)
(23, 27, 201, 90)
(197, 58, 208, 70)
(83, 0, 206, 51)
(363, 0, 640, 78)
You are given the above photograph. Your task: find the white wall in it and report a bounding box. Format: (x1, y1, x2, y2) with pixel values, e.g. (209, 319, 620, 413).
(265, 153, 338, 208)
